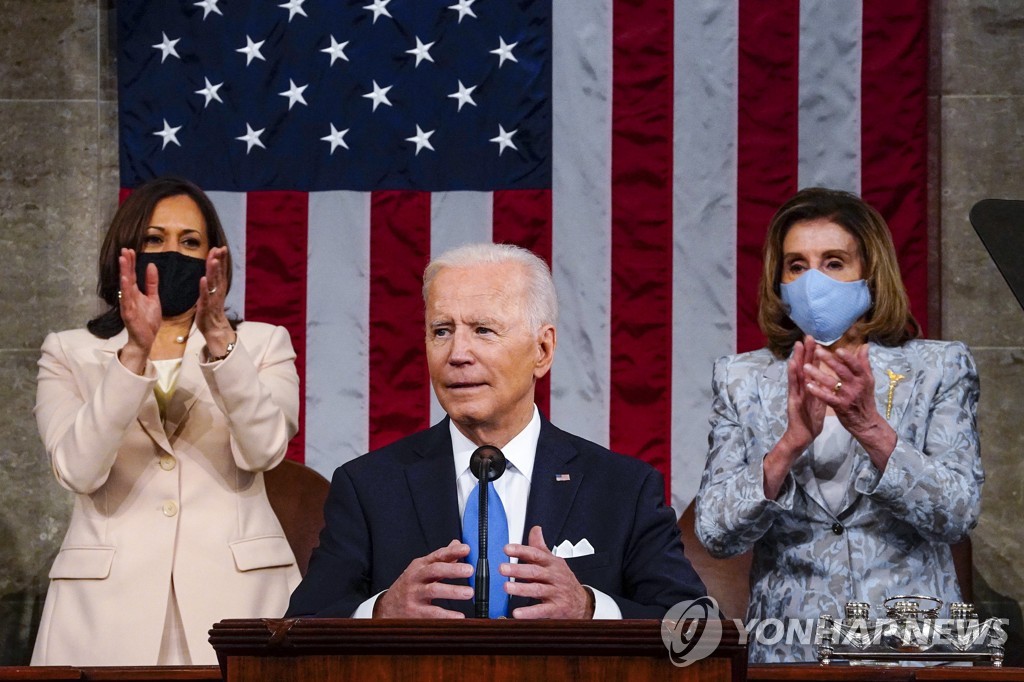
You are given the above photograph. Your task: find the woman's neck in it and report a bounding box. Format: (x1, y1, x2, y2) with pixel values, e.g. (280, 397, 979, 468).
(151, 312, 195, 360)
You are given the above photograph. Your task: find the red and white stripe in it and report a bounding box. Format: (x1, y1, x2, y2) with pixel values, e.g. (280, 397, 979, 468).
(202, 0, 928, 512)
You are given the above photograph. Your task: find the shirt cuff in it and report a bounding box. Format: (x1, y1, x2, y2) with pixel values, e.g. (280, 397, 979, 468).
(587, 586, 622, 620)
(351, 590, 386, 618)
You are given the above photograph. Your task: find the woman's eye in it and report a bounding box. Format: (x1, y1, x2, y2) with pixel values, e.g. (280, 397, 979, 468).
(183, 238, 202, 248)
(144, 235, 161, 244)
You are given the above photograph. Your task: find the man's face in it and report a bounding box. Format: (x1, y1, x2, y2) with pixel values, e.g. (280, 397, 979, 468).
(425, 262, 555, 446)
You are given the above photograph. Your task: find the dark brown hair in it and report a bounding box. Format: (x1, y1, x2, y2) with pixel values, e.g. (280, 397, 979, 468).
(87, 177, 235, 338)
(758, 187, 920, 358)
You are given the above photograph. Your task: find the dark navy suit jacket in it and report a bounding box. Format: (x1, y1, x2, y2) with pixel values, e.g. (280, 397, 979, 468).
(287, 417, 706, 619)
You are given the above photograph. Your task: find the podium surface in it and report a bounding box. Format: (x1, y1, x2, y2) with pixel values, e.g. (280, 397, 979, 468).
(209, 618, 746, 681)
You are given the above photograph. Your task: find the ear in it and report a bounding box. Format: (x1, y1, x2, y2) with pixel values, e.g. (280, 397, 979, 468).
(534, 325, 556, 379)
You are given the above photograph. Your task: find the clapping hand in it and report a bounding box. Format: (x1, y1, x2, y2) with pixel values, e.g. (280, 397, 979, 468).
(117, 248, 162, 373)
(195, 246, 235, 355)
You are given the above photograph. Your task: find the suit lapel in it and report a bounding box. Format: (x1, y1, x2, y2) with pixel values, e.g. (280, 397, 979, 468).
(96, 331, 174, 456)
(405, 420, 463, 552)
(759, 358, 789, 450)
(511, 420, 581, 614)
(869, 344, 916, 429)
(522, 420, 582, 547)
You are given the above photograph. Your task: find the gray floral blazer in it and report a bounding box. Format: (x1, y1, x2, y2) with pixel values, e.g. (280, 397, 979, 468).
(695, 340, 983, 662)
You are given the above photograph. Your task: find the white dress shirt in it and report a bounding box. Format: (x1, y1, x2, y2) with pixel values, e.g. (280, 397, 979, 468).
(452, 407, 539, 550)
(353, 406, 621, 619)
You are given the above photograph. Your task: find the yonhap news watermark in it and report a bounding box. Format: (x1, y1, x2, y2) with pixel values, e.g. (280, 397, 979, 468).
(660, 597, 1010, 667)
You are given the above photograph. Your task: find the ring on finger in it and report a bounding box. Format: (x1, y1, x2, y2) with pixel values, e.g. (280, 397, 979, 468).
(833, 380, 842, 394)
(207, 286, 218, 295)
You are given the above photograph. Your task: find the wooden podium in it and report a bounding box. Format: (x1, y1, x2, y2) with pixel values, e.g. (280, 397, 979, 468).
(209, 618, 746, 681)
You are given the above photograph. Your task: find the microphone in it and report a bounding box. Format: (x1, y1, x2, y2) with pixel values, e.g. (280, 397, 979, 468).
(469, 445, 507, 618)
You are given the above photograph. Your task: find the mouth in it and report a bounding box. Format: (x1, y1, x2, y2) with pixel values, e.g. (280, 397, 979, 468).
(446, 382, 486, 391)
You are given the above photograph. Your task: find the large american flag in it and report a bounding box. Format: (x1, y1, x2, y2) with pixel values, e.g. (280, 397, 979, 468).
(117, 0, 929, 512)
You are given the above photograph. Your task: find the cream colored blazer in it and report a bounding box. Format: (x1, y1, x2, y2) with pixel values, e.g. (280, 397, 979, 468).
(31, 321, 301, 666)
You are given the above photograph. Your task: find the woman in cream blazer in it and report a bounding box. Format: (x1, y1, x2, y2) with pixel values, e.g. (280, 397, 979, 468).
(31, 178, 300, 665)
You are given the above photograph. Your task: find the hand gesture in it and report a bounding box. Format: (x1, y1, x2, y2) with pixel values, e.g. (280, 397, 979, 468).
(195, 246, 235, 355)
(804, 344, 896, 465)
(781, 337, 826, 452)
(763, 336, 827, 498)
(373, 539, 474, 618)
(117, 248, 162, 372)
(501, 526, 593, 619)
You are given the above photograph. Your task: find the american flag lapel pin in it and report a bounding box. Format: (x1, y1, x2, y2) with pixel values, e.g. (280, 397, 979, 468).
(555, 473, 571, 482)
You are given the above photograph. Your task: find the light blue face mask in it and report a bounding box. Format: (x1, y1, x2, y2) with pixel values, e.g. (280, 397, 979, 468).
(780, 269, 872, 345)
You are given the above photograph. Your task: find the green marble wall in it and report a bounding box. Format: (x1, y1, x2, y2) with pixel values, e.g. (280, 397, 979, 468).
(1, 0, 1023, 666)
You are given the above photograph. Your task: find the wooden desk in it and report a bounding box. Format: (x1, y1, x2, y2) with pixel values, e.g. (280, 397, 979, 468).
(209, 618, 747, 681)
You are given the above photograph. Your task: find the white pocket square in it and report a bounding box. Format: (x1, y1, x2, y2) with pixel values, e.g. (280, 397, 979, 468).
(552, 538, 595, 558)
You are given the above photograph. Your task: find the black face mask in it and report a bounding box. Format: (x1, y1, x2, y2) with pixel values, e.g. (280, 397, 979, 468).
(135, 251, 206, 317)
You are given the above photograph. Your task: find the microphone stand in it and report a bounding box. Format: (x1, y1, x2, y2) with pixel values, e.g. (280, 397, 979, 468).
(468, 444, 506, 618)
(475, 459, 490, 618)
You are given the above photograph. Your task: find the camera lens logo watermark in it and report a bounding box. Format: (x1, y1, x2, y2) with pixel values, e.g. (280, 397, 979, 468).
(660, 596, 722, 667)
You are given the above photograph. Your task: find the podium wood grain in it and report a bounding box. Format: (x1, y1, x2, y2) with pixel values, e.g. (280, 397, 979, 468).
(209, 618, 746, 682)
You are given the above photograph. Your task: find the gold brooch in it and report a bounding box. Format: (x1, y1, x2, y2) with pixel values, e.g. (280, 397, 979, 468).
(885, 369, 906, 419)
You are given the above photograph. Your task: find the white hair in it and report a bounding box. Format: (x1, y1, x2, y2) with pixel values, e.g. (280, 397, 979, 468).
(422, 242, 558, 330)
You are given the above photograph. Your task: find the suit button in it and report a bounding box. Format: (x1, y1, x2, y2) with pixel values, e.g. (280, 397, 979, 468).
(162, 500, 178, 517)
(159, 454, 176, 471)
(832, 522, 844, 535)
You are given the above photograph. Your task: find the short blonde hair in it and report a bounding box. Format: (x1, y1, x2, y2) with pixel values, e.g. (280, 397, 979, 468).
(758, 187, 920, 358)
(422, 242, 558, 331)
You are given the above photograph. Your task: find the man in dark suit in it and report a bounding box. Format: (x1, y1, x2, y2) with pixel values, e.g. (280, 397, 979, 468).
(287, 243, 705, 619)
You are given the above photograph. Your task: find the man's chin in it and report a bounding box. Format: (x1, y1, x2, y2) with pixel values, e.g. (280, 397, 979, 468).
(445, 409, 485, 427)
(443, 405, 492, 429)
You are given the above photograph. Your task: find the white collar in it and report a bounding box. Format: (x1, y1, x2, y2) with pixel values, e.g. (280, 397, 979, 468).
(450, 406, 540, 484)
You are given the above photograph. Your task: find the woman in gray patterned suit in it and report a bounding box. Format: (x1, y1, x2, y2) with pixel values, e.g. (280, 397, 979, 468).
(695, 187, 983, 662)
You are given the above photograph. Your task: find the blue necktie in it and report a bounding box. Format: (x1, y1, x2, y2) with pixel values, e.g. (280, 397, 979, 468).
(462, 481, 510, 618)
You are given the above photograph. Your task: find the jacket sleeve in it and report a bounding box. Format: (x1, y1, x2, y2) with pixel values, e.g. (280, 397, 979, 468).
(34, 332, 157, 494)
(853, 341, 983, 543)
(199, 324, 299, 472)
(286, 465, 373, 617)
(695, 355, 797, 558)
(609, 467, 707, 618)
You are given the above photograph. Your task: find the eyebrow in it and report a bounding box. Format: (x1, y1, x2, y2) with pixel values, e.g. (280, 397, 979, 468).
(783, 248, 854, 260)
(468, 317, 500, 327)
(427, 317, 501, 328)
(146, 225, 202, 235)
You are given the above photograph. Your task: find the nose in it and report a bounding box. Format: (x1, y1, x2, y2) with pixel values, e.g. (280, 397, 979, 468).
(447, 328, 474, 366)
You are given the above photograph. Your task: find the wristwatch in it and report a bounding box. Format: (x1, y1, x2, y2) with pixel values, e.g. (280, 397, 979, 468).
(207, 337, 236, 362)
